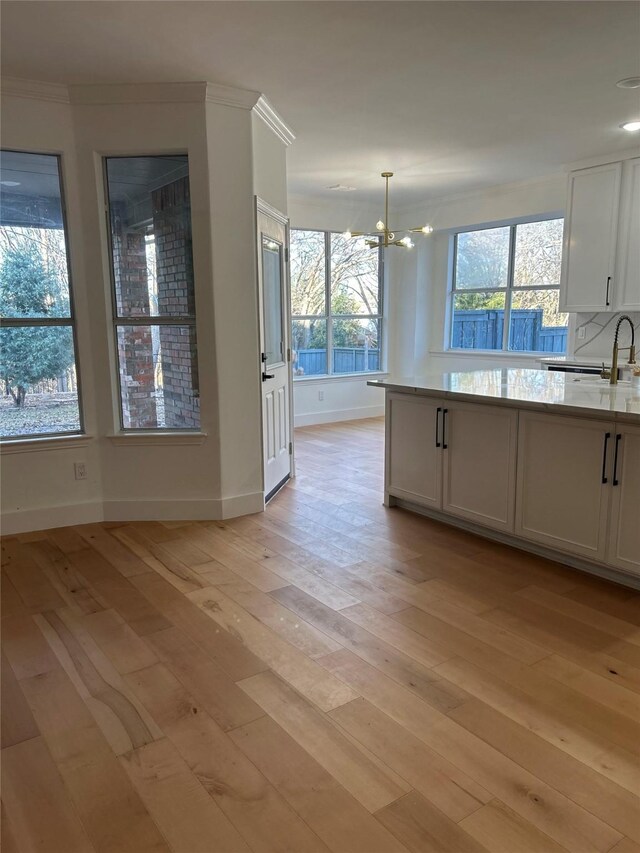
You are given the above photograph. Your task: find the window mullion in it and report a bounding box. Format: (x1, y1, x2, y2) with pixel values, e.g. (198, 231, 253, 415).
(326, 231, 332, 375)
(503, 224, 517, 351)
(0, 317, 74, 328)
(114, 316, 196, 326)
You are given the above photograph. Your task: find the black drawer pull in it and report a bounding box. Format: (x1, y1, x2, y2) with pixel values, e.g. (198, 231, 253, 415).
(442, 408, 448, 449)
(612, 433, 622, 486)
(601, 432, 610, 483)
(435, 407, 441, 447)
(605, 276, 611, 306)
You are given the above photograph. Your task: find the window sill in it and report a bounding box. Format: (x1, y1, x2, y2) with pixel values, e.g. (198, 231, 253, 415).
(108, 431, 208, 446)
(432, 350, 554, 361)
(0, 434, 93, 454)
(293, 372, 389, 385)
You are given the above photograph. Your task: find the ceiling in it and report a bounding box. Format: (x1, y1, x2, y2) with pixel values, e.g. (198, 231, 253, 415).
(2, 1, 639, 206)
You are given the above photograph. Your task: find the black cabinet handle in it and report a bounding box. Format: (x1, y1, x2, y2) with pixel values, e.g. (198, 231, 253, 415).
(435, 407, 441, 447)
(601, 432, 610, 483)
(613, 433, 622, 486)
(605, 276, 611, 306)
(442, 408, 448, 449)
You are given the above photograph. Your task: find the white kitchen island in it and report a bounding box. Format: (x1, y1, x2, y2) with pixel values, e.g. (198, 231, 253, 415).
(369, 369, 640, 588)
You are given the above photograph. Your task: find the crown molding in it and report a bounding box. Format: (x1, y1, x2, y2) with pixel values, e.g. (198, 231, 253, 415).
(205, 81, 260, 110)
(566, 147, 640, 172)
(1, 76, 70, 104)
(253, 95, 295, 147)
(396, 172, 565, 221)
(69, 81, 209, 105)
(2, 75, 294, 147)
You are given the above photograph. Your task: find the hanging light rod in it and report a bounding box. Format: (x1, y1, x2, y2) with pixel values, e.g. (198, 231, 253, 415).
(344, 172, 433, 249)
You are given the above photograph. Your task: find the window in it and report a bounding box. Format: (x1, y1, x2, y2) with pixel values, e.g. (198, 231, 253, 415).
(0, 151, 82, 440)
(105, 156, 200, 430)
(290, 229, 383, 377)
(449, 218, 568, 354)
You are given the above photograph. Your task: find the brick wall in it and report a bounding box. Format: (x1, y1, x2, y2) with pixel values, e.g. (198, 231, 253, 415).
(111, 206, 158, 428)
(151, 178, 200, 429)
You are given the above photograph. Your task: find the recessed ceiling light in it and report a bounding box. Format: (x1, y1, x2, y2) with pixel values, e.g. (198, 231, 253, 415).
(327, 184, 357, 192)
(0, 180, 21, 187)
(616, 77, 640, 89)
(620, 120, 640, 132)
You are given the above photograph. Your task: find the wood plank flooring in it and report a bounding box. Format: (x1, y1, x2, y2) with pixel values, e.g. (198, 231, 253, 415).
(2, 416, 640, 853)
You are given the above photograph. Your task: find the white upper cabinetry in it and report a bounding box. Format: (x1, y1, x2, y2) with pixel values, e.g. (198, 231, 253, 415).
(560, 157, 640, 312)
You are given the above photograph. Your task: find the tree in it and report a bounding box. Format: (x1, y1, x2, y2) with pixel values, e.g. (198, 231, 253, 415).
(0, 238, 73, 407)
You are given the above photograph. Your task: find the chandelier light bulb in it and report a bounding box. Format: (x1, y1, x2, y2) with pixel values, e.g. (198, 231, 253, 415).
(620, 120, 640, 132)
(343, 230, 352, 239)
(421, 224, 434, 234)
(376, 220, 385, 231)
(401, 236, 414, 248)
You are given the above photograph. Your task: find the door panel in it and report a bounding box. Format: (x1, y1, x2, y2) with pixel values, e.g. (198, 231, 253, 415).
(442, 402, 517, 532)
(607, 425, 640, 576)
(515, 412, 613, 560)
(386, 393, 442, 509)
(560, 163, 621, 312)
(257, 200, 292, 501)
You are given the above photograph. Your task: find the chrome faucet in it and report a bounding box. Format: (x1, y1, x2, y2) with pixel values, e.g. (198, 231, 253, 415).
(610, 315, 636, 385)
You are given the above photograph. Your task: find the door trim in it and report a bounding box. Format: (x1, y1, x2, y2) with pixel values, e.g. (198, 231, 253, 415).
(255, 197, 295, 504)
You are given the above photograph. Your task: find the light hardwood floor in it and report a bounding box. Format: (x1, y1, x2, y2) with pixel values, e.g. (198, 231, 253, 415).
(2, 416, 640, 853)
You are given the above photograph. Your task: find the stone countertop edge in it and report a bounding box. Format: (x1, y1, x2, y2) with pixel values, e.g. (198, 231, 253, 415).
(367, 371, 640, 425)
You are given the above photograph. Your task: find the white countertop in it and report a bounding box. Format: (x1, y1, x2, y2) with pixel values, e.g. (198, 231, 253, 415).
(368, 368, 640, 422)
(538, 356, 609, 366)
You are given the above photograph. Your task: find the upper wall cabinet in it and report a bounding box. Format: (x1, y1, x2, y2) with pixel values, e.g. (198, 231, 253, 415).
(560, 158, 640, 312)
(616, 158, 640, 311)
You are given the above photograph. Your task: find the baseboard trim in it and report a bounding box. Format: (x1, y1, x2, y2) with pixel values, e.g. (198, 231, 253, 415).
(294, 405, 384, 428)
(217, 491, 264, 519)
(390, 496, 640, 591)
(103, 492, 264, 522)
(2, 491, 265, 534)
(1, 501, 103, 535)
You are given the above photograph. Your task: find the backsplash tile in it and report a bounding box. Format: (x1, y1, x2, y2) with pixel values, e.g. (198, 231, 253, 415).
(573, 312, 639, 360)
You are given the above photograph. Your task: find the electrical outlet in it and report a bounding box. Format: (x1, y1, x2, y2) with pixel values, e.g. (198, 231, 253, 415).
(577, 327, 586, 339)
(74, 462, 87, 481)
(318, 390, 324, 401)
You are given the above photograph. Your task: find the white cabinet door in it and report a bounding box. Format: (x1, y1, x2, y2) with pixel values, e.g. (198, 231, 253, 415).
(442, 401, 517, 532)
(607, 424, 640, 576)
(560, 163, 622, 312)
(386, 393, 442, 509)
(515, 412, 613, 561)
(616, 158, 640, 311)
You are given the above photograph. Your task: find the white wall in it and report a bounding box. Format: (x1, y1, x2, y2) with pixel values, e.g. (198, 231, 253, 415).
(1, 82, 289, 533)
(252, 113, 288, 216)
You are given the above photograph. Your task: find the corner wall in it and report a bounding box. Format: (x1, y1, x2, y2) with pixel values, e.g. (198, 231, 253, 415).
(1, 81, 290, 534)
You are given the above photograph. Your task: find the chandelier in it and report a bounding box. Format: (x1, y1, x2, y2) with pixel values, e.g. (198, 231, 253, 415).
(344, 172, 433, 249)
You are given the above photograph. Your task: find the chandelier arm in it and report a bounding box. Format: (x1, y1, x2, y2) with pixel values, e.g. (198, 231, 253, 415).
(345, 173, 433, 248)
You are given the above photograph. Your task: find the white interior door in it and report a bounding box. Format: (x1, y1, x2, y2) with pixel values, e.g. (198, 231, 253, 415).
(256, 199, 292, 502)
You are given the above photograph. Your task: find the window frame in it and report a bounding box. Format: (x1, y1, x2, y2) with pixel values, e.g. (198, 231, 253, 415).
(103, 154, 200, 433)
(448, 217, 566, 356)
(290, 228, 385, 379)
(0, 149, 85, 442)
